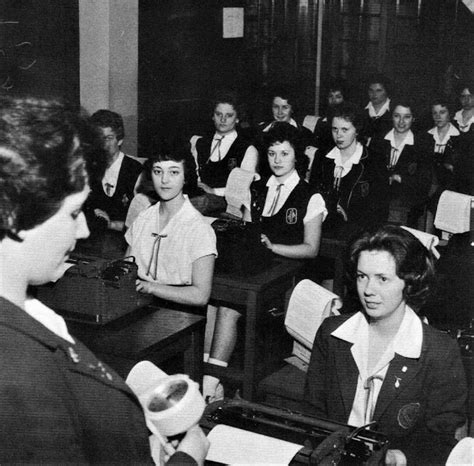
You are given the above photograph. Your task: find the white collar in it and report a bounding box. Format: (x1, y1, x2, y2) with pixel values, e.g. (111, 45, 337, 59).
(266, 169, 300, 190)
(427, 123, 460, 143)
(262, 118, 298, 132)
(25, 298, 75, 344)
(365, 98, 391, 118)
(325, 142, 364, 166)
(213, 130, 237, 142)
(384, 128, 414, 147)
(103, 151, 124, 184)
(332, 306, 422, 358)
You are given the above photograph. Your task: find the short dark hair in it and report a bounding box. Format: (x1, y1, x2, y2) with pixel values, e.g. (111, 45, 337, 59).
(455, 79, 474, 96)
(327, 78, 348, 98)
(331, 102, 365, 134)
(210, 91, 243, 119)
(347, 224, 435, 309)
(90, 109, 125, 140)
(144, 138, 196, 185)
(0, 96, 105, 240)
(391, 98, 416, 117)
(263, 122, 308, 178)
(430, 96, 456, 117)
(366, 73, 392, 96)
(268, 85, 299, 112)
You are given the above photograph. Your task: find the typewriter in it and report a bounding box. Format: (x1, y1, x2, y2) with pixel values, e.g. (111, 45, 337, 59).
(202, 395, 388, 465)
(37, 254, 152, 324)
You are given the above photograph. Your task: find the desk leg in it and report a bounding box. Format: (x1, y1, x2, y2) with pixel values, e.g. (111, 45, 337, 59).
(243, 291, 260, 401)
(183, 325, 204, 384)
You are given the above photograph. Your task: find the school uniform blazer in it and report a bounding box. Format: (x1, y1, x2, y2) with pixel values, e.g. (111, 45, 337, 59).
(304, 314, 467, 465)
(369, 135, 431, 208)
(88, 154, 143, 222)
(0, 298, 195, 464)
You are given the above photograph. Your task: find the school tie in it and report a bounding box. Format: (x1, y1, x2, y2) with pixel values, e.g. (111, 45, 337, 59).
(268, 183, 284, 216)
(388, 147, 399, 169)
(333, 166, 344, 190)
(104, 182, 114, 197)
(146, 233, 168, 280)
(364, 374, 384, 424)
(210, 135, 225, 161)
(434, 143, 446, 154)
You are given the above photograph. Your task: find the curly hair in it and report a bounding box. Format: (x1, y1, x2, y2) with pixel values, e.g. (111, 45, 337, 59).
(430, 95, 456, 118)
(90, 109, 125, 140)
(262, 122, 308, 178)
(0, 96, 105, 240)
(346, 224, 435, 310)
(210, 91, 243, 119)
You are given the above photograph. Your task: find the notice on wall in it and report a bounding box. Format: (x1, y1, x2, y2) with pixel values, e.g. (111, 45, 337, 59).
(223, 7, 244, 38)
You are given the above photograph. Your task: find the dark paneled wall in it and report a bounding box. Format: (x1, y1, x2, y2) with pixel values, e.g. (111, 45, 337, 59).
(0, 0, 79, 104)
(138, 0, 472, 152)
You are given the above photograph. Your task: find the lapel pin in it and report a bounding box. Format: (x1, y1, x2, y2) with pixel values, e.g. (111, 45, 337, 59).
(401, 366, 407, 373)
(395, 376, 402, 388)
(68, 347, 80, 363)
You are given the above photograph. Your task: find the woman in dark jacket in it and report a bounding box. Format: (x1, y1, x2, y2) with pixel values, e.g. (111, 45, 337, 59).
(304, 225, 467, 465)
(0, 96, 208, 464)
(309, 102, 388, 240)
(368, 99, 431, 227)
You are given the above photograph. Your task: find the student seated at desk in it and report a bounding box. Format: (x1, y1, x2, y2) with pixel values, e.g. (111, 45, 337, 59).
(0, 96, 208, 464)
(304, 225, 467, 466)
(203, 122, 326, 403)
(86, 109, 143, 232)
(125, 140, 217, 308)
(308, 102, 387, 240)
(192, 91, 258, 216)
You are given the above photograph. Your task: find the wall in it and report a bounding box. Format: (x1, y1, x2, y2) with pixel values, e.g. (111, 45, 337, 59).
(79, 0, 138, 155)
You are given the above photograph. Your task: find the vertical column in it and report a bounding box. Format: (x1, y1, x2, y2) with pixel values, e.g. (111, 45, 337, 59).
(79, 0, 138, 155)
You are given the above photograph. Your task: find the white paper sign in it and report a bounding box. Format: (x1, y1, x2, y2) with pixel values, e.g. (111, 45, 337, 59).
(223, 8, 244, 38)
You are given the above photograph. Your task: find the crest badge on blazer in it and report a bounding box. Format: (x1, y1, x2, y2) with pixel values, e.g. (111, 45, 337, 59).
(397, 402, 421, 429)
(286, 208, 298, 224)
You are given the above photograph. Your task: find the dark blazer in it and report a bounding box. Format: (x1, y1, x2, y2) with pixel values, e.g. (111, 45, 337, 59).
(368, 134, 431, 210)
(304, 314, 467, 465)
(0, 298, 194, 464)
(308, 145, 388, 238)
(87, 154, 143, 223)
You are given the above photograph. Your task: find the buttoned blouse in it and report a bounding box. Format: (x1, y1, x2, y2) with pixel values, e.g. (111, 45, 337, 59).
(427, 123, 460, 153)
(262, 170, 327, 222)
(454, 110, 474, 133)
(125, 196, 217, 285)
(325, 142, 364, 179)
(332, 307, 422, 427)
(365, 98, 391, 118)
(384, 129, 414, 167)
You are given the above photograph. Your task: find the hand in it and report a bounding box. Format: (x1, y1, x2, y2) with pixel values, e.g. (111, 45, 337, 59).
(136, 279, 153, 294)
(260, 234, 273, 251)
(174, 425, 210, 466)
(94, 208, 111, 227)
(197, 181, 214, 195)
(389, 174, 402, 185)
(385, 449, 407, 466)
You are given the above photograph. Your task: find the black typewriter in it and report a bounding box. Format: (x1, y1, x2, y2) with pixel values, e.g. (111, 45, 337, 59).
(202, 396, 388, 465)
(37, 254, 152, 324)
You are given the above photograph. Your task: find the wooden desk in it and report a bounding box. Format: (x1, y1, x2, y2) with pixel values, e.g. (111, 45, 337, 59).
(67, 306, 205, 383)
(208, 258, 303, 400)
